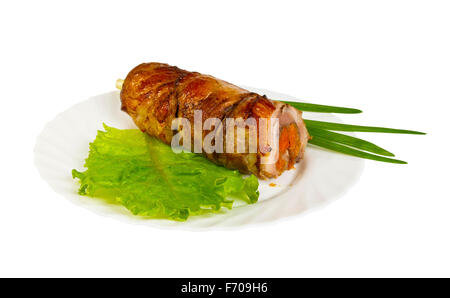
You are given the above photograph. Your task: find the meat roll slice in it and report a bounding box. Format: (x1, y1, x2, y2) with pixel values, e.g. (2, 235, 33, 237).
(120, 62, 309, 179)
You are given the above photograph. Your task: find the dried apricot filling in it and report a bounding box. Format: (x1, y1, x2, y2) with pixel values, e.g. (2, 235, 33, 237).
(276, 123, 301, 172)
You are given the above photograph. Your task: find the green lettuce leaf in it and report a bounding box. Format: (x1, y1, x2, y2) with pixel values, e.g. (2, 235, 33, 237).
(72, 124, 259, 221)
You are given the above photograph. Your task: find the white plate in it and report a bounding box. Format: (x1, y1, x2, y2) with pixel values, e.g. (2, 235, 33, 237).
(34, 87, 364, 229)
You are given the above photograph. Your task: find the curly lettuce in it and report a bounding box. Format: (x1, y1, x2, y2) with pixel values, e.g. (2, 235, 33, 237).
(72, 124, 259, 221)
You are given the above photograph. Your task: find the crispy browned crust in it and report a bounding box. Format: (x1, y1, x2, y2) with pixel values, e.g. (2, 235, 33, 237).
(121, 62, 307, 178)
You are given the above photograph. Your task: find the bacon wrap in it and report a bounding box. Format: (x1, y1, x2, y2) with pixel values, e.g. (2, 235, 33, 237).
(120, 62, 309, 179)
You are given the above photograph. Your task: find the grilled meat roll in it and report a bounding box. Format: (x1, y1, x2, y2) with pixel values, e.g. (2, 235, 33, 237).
(120, 62, 309, 179)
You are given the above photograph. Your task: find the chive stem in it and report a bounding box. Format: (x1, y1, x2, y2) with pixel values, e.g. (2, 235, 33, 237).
(282, 100, 362, 114)
(304, 119, 426, 135)
(307, 127, 395, 157)
(309, 136, 407, 164)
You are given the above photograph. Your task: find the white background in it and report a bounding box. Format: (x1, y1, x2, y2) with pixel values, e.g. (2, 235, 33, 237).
(1, 0, 449, 277)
